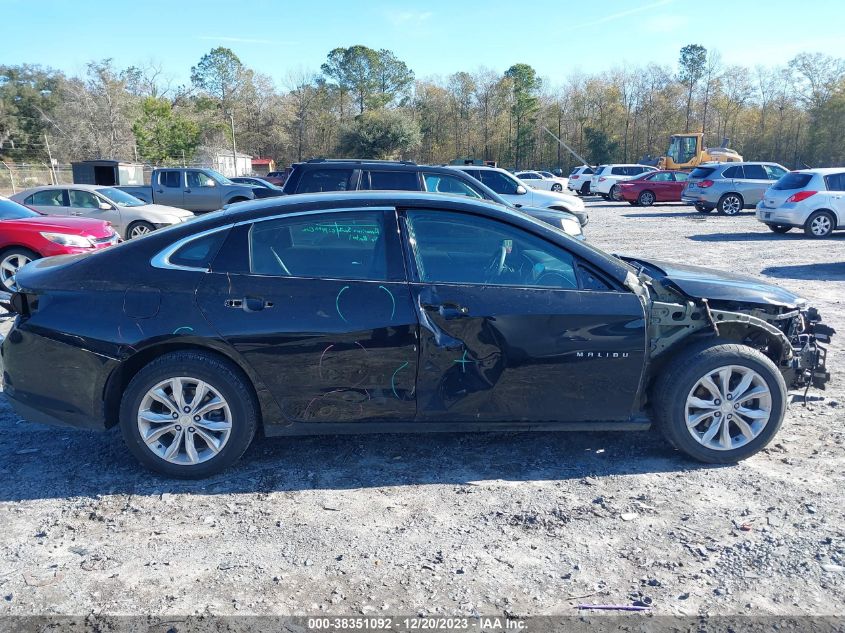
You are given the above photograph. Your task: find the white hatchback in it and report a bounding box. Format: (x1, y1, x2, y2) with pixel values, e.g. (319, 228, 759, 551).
(756, 168, 845, 237)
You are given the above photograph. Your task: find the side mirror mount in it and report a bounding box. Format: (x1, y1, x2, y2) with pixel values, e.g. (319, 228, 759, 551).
(515, 185, 528, 195)
(204, 178, 216, 187)
(98, 202, 112, 211)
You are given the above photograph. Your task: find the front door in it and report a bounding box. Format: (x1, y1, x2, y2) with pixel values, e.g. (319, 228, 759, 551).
(67, 189, 121, 227)
(196, 208, 418, 426)
(401, 209, 646, 423)
(184, 170, 221, 212)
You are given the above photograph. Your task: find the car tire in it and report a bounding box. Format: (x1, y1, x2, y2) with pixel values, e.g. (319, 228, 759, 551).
(717, 193, 743, 216)
(653, 341, 786, 463)
(0, 247, 39, 293)
(637, 190, 656, 207)
(610, 184, 622, 201)
(695, 203, 712, 214)
(803, 210, 835, 238)
(580, 183, 590, 195)
(119, 351, 259, 478)
(628, 201, 639, 206)
(126, 221, 156, 239)
(767, 224, 792, 234)
(551, 183, 563, 192)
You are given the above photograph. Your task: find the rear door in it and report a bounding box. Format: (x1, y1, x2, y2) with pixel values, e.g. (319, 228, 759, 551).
(196, 208, 418, 426)
(739, 164, 771, 205)
(400, 208, 646, 423)
(824, 172, 845, 225)
(154, 170, 184, 207)
(644, 172, 672, 200)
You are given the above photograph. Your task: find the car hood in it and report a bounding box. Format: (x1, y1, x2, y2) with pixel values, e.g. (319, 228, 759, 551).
(1, 215, 113, 237)
(626, 257, 805, 308)
(528, 188, 584, 207)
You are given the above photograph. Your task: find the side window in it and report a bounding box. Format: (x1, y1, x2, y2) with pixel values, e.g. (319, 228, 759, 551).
(743, 164, 768, 180)
(651, 173, 672, 182)
(160, 171, 182, 188)
(765, 165, 787, 180)
(248, 211, 391, 281)
(405, 210, 578, 290)
(423, 173, 483, 199)
(584, 167, 594, 175)
(722, 165, 743, 179)
(187, 171, 215, 188)
(611, 167, 626, 176)
(361, 170, 419, 191)
(825, 173, 845, 191)
(674, 172, 689, 182)
(28, 189, 66, 206)
(170, 230, 228, 270)
(295, 168, 355, 193)
(69, 190, 100, 208)
(520, 173, 537, 180)
(477, 171, 520, 195)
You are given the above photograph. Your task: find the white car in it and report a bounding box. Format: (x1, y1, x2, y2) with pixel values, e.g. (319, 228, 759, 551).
(756, 168, 845, 238)
(10, 185, 194, 239)
(453, 165, 588, 225)
(515, 170, 567, 192)
(591, 164, 658, 200)
(567, 165, 595, 195)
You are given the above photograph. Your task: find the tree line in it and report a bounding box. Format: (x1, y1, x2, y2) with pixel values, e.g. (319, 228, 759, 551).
(1, 44, 843, 172)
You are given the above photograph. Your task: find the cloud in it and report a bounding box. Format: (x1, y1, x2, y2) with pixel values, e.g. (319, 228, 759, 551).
(196, 36, 280, 45)
(572, 0, 674, 29)
(386, 9, 433, 26)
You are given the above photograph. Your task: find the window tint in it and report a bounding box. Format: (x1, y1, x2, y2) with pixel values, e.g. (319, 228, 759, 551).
(249, 211, 389, 281)
(69, 190, 101, 208)
(765, 165, 787, 180)
(476, 170, 520, 195)
(405, 210, 578, 290)
(722, 165, 743, 179)
(423, 173, 483, 199)
(361, 170, 419, 191)
(0, 198, 39, 219)
(170, 230, 228, 269)
(773, 173, 813, 190)
(611, 166, 626, 176)
(674, 172, 689, 181)
(187, 171, 215, 188)
(825, 173, 845, 192)
(160, 171, 182, 188)
(651, 172, 673, 182)
(583, 167, 594, 175)
(295, 168, 355, 193)
(743, 164, 768, 179)
(518, 172, 538, 179)
(689, 166, 716, 179)
(27, 189, 65, 206)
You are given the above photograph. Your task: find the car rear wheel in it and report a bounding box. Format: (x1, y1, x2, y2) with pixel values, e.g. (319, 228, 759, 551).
(551, 183, 563, 192)
(0, 247, 38, 292)
(127, 221, 155, 239)
(767, 224, 792, 234)
(120, 351, 258, 478)
(717, 194, 743, 216)
(637, 190, 656, 207)
(804, 210, 835, 238)
(610, 184, 622, 201)
(580, 183, 590, 195)
(695, 203, 712, 213)
(653, 342, 785, 463)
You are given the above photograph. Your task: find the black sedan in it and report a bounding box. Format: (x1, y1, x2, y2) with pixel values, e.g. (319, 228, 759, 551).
(1, 193, 831, 477)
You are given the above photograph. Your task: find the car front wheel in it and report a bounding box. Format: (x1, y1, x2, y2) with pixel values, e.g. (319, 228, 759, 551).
(804, 210, 835, 238)
(120, 351, 258, 478)
(637, 191, 655, 207)
(0, 247, 38, 292)
(127, 221, 156, 239)
(653, 342, 786, 463)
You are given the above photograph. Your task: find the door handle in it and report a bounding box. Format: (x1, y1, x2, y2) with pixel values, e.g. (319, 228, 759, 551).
(423, 303, 469, 319)
(156, 189, 164, 193)
(184, 189, 192, 193)
(225, 297, 273, 312)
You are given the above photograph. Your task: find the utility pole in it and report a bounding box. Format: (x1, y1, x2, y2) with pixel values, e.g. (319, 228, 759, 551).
(44, 134, 57, 185)
(229, 113, 238, 177)
(541, 126, 591, 167)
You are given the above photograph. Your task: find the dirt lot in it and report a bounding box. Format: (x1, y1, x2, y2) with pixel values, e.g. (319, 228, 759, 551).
(0, 198, 843, 621)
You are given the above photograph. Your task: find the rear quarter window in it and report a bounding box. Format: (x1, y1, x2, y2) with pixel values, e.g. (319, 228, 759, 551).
(824, 173, 845, 192)
(722, 165, 743, 179)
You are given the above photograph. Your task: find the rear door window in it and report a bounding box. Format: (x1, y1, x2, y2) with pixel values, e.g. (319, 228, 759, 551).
(674, 172, 689, 181)
(611, 166, 626, 176)
(773, 173, 813, 190)
(361, 170, 420, 191)
(27, 189, 67, 206)
(159, 171, 182, 188)
(743, 164, 768, 180)
(295, 168, 355, 193)
(824, 173, 845, 191)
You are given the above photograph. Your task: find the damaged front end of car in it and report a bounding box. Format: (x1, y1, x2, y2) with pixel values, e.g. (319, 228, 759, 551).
(624, 258, 834, 391)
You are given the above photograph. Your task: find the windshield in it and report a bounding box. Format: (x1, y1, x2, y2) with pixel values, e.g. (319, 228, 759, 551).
(0, 198, 40, 220)
(772, 173, 812, 190)
(667, 136, 698, 164)
(205, 169, 235, 185)
(98, 187, 147, 207)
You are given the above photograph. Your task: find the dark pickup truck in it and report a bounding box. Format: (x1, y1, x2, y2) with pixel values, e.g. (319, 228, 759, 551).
(118, 168, 257, 213)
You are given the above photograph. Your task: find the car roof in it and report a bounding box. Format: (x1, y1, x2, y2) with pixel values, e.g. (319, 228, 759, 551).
(794, 167, 845, 175)
(17, 184, 109, 193)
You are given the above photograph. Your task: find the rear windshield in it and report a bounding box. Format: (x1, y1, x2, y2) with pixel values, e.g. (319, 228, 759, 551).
(689, 166, 716, 179)
(773, 173, 813, 191)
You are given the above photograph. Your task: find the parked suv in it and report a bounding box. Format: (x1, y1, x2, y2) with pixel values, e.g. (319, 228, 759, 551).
(756, 168, 845, 237)
(567, 166, 594, 195)
(682, 162, 788, 215)
(590, 165, 658, 200)
(281, 159, 586, 237)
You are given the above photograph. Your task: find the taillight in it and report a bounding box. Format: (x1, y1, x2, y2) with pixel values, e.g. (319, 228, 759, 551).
(571, 175, 579, 180)
(786, 190, 817, 203)
(699, 180, 714, 188)
(598, 177, 607, 182)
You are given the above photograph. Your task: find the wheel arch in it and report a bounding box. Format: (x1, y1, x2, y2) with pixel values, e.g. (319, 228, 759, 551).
(102, 340, 282, 433)
(225, 196, 250, 205)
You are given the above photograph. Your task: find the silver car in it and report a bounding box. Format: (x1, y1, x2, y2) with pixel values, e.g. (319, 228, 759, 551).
(681, 162, 789, 215)
(11, 185, 194, 239)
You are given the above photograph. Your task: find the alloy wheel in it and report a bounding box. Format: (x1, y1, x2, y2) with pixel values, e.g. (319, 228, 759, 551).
(129, 224, 152, 239)
(685, 365, 772, 451)
(639, 191, 655, 206)
(0, 253, 32, 292)
(721, 195, 742, 215)
(137, 377, 233, 466)
(610, 185, 622, 201)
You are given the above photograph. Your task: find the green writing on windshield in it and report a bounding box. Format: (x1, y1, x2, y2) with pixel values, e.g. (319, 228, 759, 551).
(300, 222, 380, 243)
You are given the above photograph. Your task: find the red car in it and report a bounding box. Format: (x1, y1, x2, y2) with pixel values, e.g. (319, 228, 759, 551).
(0, 196, 119, 292)
(618, 170, 690, 206)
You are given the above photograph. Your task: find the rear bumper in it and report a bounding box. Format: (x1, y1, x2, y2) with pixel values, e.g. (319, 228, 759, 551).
(755, 203, 810, 227)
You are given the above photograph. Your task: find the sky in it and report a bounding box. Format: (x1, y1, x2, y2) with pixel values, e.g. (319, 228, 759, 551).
(2, 0, 844, 88)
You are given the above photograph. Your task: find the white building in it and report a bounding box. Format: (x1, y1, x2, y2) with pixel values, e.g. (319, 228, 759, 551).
(198, 148, 253, 178)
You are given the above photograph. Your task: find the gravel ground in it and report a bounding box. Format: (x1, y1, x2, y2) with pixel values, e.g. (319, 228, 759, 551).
(0, 198, 843, 620)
